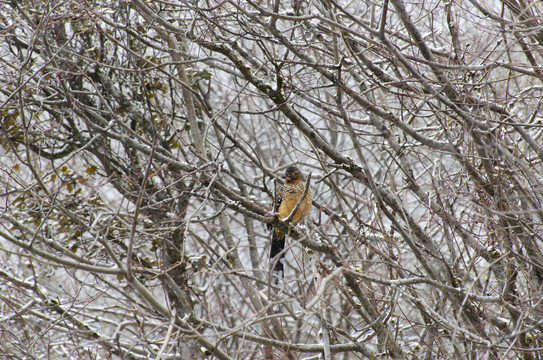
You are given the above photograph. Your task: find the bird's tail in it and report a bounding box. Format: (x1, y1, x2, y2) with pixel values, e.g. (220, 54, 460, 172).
(270, 231, 286, 284)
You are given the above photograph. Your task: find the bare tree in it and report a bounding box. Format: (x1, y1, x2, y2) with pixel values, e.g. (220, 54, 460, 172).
(1, 0, 543, 359)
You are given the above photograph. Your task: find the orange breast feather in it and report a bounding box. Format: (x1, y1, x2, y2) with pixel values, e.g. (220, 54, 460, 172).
(277, 188, 312, 225)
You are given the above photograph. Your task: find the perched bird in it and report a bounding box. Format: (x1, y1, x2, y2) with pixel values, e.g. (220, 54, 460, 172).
(270, 165, 312, 283)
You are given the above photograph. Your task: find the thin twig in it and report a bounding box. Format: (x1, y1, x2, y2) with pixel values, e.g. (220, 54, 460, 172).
(155, 308, 177, 360)
(379, 0, 389, 39)
(127, 133, 158, 277)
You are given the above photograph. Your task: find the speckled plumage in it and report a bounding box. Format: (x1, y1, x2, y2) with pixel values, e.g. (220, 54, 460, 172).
(270, 165, 312, 283)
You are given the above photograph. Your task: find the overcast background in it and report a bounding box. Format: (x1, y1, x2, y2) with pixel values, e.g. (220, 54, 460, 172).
(1, 0, 543, 359)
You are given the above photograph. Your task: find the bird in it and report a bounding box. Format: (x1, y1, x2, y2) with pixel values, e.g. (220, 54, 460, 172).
(269, 165, 312, 283)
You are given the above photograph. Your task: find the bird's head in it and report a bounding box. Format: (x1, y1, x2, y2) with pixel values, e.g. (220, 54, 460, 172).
(284, 165, 302, 182)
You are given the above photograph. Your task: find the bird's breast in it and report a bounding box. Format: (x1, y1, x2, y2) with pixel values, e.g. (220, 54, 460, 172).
(278, 187, 312, 225)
